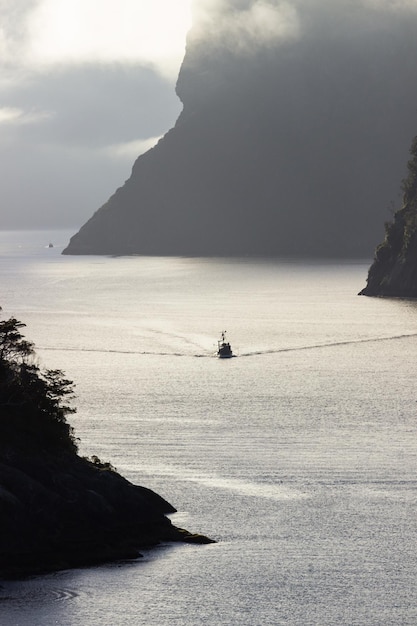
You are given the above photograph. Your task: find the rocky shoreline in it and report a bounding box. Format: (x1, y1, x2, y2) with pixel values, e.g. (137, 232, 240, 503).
(0, 313, 214, 580)
(0, 450, 214, 580)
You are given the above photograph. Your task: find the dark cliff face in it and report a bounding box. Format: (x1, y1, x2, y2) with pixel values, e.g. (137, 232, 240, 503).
(360, 137, 417, 297)
(63, 1, 417, 257)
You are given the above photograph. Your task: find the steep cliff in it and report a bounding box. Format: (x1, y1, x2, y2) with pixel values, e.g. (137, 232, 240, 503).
(359, 136, 417, 297)
(63, 1, 417, 257)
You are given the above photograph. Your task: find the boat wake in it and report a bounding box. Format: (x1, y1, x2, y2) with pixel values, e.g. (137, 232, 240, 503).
(240, 332, 417, 357)
(38, 346, 201, 357)
(38, 332, 417, 359)
(50, 587, 80, 601)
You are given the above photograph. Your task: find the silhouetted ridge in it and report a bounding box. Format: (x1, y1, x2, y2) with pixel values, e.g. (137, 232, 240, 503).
(360, 135, 417, 297)
(63, 2, 417, 257)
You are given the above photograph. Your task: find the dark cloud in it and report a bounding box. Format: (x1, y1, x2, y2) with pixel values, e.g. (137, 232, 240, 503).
(0, 62, 181, 229)
(189, 0, 417, 52)
(2, 63, 181, 147)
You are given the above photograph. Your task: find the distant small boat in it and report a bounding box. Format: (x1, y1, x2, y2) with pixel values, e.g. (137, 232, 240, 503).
(217, 331, 234, 358)
(48, 243, 53, 248)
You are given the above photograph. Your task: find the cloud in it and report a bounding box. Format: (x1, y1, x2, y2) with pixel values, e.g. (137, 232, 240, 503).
(1, 63, 181, 147)
(3, 0, 417, 232)
(0, 60, 182, 229)
(191, 1, 300, 50)
(190, 0, 417, 52)
(0, 107, 23, 123)
(0, 1, 37, 63)
(0, 1, 190, 229)
(23, 0, 192, 79)
(102, 137, 162, 160)
(224, 1, 300, 48)
(0, 105, 52, 126)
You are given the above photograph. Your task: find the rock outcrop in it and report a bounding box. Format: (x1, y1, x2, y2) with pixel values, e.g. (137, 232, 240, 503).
(0, 451, 212, 579)
(360, 136, 417, 297)
(63, 2, 417, 258)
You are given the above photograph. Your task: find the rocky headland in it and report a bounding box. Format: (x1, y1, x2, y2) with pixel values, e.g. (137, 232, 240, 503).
(63, 1, 417, 258)
(0, 451, 212, 579)
(359, 136, 417, 298)
(0, 313, 213, 580)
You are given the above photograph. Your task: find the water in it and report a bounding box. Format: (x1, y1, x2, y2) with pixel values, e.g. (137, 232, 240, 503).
(1, 230, 417, 625)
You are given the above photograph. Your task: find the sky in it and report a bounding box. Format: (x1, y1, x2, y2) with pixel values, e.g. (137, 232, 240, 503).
(0, 0, 193, 229)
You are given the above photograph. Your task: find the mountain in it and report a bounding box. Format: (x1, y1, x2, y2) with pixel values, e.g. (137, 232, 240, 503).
(63, 1, 417, 257)
(359, 136, 417, 297)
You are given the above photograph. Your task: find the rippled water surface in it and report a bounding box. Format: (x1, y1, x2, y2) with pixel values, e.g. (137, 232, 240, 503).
(1, 230, 417, 625)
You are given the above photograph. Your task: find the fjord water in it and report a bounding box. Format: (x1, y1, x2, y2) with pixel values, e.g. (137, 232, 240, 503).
(1, 230, 417, 625)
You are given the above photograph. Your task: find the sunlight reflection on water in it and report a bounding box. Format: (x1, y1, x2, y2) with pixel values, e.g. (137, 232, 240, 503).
(1, 231, 417, 625)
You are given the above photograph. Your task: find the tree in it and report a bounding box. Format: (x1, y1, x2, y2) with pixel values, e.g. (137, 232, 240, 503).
(401, 135, 417, 205)
(0, 315, 34, 364)
(0, 308, 77, 453)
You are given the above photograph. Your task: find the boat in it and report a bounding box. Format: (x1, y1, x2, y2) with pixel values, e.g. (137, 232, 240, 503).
(217, 331, 234, 358)
(48, 243, 53, 248)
